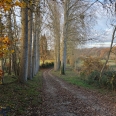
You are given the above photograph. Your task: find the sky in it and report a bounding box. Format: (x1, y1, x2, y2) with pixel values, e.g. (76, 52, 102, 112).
(83, 0, 116, 48)
(14, 0, 116, 48)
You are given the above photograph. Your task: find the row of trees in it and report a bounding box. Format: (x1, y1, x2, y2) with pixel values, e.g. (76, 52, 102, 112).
(0, 0, 41, 83)
(46, 0, 96, 74)
(1, 0, 111, 83)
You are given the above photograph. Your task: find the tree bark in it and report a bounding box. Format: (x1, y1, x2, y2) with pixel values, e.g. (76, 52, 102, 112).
(47, 1, 61, 71)
(7, 10, 13, 75)
(19, 1, 28, 83)
(32, 0, 40, 76)
(28, 4, 33, 80)
(32, 19, 37, 77)
(35, 2, 41, 73)
(61, 0, 69, 75)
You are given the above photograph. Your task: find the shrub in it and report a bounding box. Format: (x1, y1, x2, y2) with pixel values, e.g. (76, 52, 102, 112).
(40, 62, 54, 68)
(79, 56, 116, 90)
(87, 70, 100, 86)
(87, 70, 116, 90)
(101, 71, 116, 90)
(81, 57, 108, 75)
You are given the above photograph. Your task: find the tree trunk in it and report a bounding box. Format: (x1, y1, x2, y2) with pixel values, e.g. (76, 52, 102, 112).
(7, 10, 12, 75)
(56, 35, 60, 70)
(32, 20, 36, 77)
(28, 4, 33, 80)
(61, 0, 69, 75)
(35, 12, 40, 73)
(100, 26, 116, 80)
(12, 8, 19, 76)
(36, 32, 40, 72)
(19, 1, 28, 83)
(33, 0, 41, 75)
(61, 38, 67, 75)
(47, 1, 61, 71)
(54, 35, 60, 71)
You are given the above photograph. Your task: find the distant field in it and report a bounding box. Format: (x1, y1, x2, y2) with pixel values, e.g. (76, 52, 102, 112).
(40, 60, 54, 65)
(101, 60, 116, 69)
(76, 59, 116, 70)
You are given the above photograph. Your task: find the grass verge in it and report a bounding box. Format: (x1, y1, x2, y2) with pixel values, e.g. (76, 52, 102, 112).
(0, 71, 42, 116)
(52, 69, 116, 95)
(52, 70, 94, 89)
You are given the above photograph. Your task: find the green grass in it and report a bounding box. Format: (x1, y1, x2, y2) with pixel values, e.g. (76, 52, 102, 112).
(2, 74, 17, 83)
(52, 70, 94, 89)
(0, 72, 42, 116)
(52, 69, 116, 95)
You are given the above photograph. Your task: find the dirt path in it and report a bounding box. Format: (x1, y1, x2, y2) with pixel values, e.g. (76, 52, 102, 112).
(40, 69, 116, 116)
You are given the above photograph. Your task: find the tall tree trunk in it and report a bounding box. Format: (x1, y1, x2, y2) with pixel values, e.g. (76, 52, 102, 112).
(54, 35, 60, 71)
(47, 1, 61, 71)
(7, 10, 12, 75)
(32, 21, 36, 77)
(56, 34, 60, 70)
(28, 4, 33, 80)
(57, 38, 60, 70)
(100, 26, 116, 80)
(0, 17, 3, 36)
(19, 1, 28, 83)
(54, 42, 57, 71)
(35, 12, 40, 73)
(61, 0, 69, 75)
(61, 37, 67, 75)
(12, 8, 19, 76)
(35, 27, 40, 73)
(32, 0, 40, 75)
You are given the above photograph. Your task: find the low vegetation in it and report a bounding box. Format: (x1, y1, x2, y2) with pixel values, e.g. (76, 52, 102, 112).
(76, 57, 116, 90)
(52, 68, 94, 89)
(0, 72, 42, 116)
(40, 62, 54, 68)
(80, 57, 108, 75)
(87, 70, 116, 90)
(52, 61, 116, 94)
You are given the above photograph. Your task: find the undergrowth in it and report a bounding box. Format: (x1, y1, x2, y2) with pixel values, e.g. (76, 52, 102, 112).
(52, 69, 116, 94)
(0, 71, 42, 116)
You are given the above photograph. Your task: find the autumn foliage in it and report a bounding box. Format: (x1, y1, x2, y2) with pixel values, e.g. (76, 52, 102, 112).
(0, 0, 26, 11)
(0, 0, 25, 84)
(0, 69, 4, 84)
(0, 37, 14, 58)
(0, 37, 14, 84)
(81, 57, 108, 75)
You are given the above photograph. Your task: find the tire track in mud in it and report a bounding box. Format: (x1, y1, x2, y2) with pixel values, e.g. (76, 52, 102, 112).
(40, 69, 116, 116)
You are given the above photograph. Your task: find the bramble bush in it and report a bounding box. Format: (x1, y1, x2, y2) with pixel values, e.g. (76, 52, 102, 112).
(79, 57, 116, 90)
(87, 70, 116, 90)
(81, 57, 108, 75)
